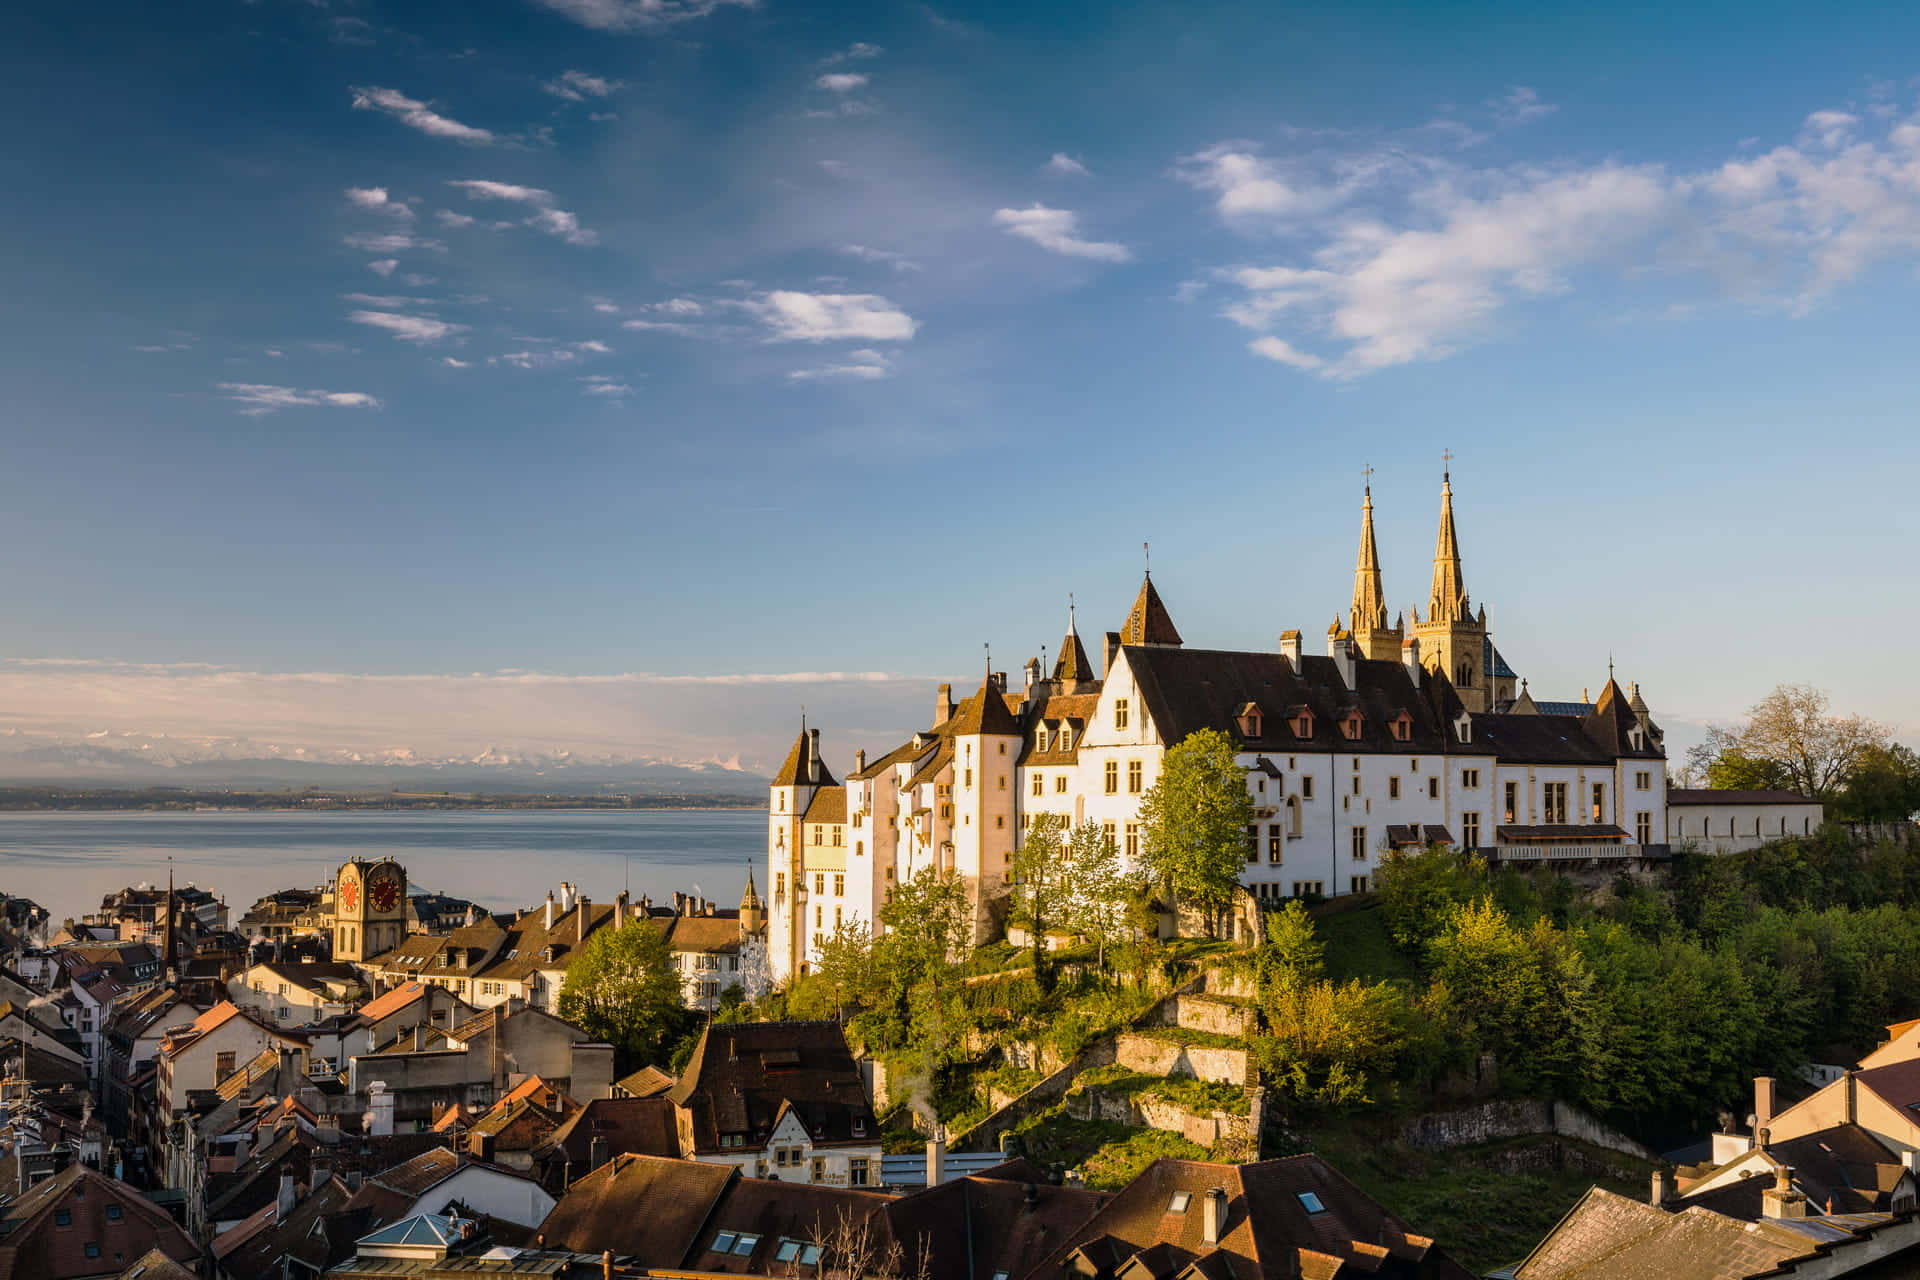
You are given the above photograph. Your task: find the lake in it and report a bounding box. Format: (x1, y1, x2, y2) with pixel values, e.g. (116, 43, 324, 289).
(0, 808, 767, 924)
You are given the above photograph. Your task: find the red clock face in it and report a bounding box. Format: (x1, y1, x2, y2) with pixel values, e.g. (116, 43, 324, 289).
(339, 877, 359, 911)
(371, 878, 400, 913)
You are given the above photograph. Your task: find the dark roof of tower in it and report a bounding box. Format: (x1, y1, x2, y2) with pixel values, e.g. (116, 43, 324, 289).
(770, 728, 836, 788)
(1054, 622, 1094, 683)
(945, 677, 1022, 737)
(1120, 574, 1183, 647)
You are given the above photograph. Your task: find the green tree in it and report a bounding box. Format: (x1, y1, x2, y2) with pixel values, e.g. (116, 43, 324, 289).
(878, 866, 970, 1003)
(1375, 845, 1486, 951)
(556, 919, 688, 1070)
(1136, 728, 1256, 937)
(811, 915, 884, 1017)
(1688, 684, 1888, 803)
(1834, 743, 1920, 822)
(1067, 820, 1133, 968)
(1255, 899, 1325, 992)
(1010, 814, 1074, 990)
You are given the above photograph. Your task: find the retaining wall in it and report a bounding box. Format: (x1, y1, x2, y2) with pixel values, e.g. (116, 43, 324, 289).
(1114, 1033, 1254, 1087)
(1399, 1098, 1659, 1162)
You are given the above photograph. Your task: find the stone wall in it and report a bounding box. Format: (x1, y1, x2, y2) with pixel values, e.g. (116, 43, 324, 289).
(950, 1038, 1117, 1154)
(1067, 1083, 1255, 1153)
(1843, 822, 1920, 848)
(1399, 1098, 1660, 1162)
(1172, 995, 1255, 1038)
(1114, 1033, 1254, 1087)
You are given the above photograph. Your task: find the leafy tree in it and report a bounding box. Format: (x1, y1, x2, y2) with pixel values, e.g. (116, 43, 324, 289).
(1834, 743, 1920, 822)
(1688, 684, 1888, 803)
(1066, 820, 1133, 968)
(878, 866, 970, 1004)
(1135, 728, 1256, 937)
(1010, 814, 1074, 990)
(1700, 748, 1790, 792)
(1255, 900, 1325, 992)
(1375, 845, 1487, 951)
(557, 919, 688, 1070)
(812, 915, 884, 1017)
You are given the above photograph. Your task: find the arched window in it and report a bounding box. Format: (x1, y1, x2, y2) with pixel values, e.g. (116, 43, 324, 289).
(1457, 661, 1472, 687)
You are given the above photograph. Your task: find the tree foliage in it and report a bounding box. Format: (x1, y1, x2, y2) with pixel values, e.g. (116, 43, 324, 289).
(1136, 728, 1256, 936)
(1687, 683, 1888, 802)
(556, 919, 689, 1070)
(1010, 814, 1075, 990)
(1833, 743, 1920, 823)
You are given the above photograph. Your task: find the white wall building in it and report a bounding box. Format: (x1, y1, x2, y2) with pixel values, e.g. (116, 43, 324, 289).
(1668, 789, 1826, 852)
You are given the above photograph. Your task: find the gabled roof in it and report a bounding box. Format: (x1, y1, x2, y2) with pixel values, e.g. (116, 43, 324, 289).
(353, 981, 430, 1025)
(1121, 574, 1183, 647)
(1676, 1124, 1909, 1218)
(666, 1021, 875, 1155)
(945, 677, 1023, 737)
(538, 1097, 681, 1168)
(772, 727, 837, 788)
(535, 1153, 736, 1264)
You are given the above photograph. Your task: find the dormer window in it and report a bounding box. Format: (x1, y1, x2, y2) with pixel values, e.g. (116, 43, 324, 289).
(1059, 723, 1074, 751)
(1390, 713, 1413, 742)
(1291, 710, 1314, 739)
(1456, 714, 1472, 743)
(1237, 703, 1263, 739)
(1628, 728, 1644, 750)
(1341, 712, 1363, 741)
(1035, 725, 1050, 752)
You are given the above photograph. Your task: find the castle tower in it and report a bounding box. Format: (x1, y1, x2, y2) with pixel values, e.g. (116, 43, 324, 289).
(767, 720, 835, 980)
(1120, 572, 1182, 647)
(1348, 479, 1403, 661)
(1052, 601, 1095, 692)
(739, 867, 766, 937)
(945, 667, 1022, 946)
(1412, 462, 1491, 711)
(333, 859, 407, 962)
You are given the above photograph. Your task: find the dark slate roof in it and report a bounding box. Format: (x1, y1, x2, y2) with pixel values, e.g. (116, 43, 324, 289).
(1469, 715, 1616, 766)
(946, 678, 1023, 737)
(688, 1177, 896, 1276)
(1668, 789, 1820, 806)
(1122, 646, 1478, 757)
(1677, 1124, 1908, 1218)
(538, 1097, 681, 1169)
(1385, 825, 1454, 847)
(666, 1021, 875, 1155)
(1484, 643, 1518, 679)
(879, 1173, 1111, 1280)
(1120, 575, 1183, 647)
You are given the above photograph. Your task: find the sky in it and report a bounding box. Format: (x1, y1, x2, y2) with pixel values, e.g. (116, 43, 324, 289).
(6, 0, 1920, 774)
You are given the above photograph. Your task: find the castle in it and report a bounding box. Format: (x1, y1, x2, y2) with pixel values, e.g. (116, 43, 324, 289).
(765, 470, 1670, 983)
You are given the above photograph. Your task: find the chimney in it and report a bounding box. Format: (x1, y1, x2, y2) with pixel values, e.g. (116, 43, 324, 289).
(1023, 1182, 1038, 1213)
(276, 1164, 298, 1220)
(854, 748, 867, 774)
(578, 895, 591, 944)
(1328, 634, 1356, 689)
(807, 728, 821, 781)
(926, 1129, 946, 1187)
(1402, 635, 1422, 680)
(1901, 1149, 1919, 1176)
(616, 891, 628, 929)
(1024, 657, 1041, 694)
(367, 1081, 395, 1136)
(1762, 1165, 1806, 1219)
(310, 1158, 331, 1193)
(604, 1250, 614, 1280)
(589, 1136, 610, 1172)
(1845, 1069, 1857, 1125)
(1649, 1170, 1670, 1206)
(472, 1131, 496, 1163)
(544, 891, 556, 929)
(1754, 1076, 1775, 1132)
(1102, 632, 1120, 678)
(1278, 630, 1302, 670)
(934, 684, 954, 728)
(1202, 1187, 1226, 1245)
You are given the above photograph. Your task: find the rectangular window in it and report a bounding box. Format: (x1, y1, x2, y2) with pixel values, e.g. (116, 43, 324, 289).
(1301, 776, 1314, 800)
(1032, 774, 1044, 797)
(850, 1157, 870, 1187)
(1102, 821, 1117, 851)
(834, 906, 843, 928)
(1104, 761, 1119, 794)
(1428, 777, 1440, 799)
(1635, 771, 1652, 790)
(1591, 783, 1605, 822)
(995, 815, 1004, 828)
(1504, 781, 1518, 823)
(1388, 777, 1400, 800)
(814, 873, 825, 895)
(1351, 827, 1367, 860)
(815, 906, 822, 927)
(997, 774, 1006, 790)
(1291, 881, 1324, 898)
(1543, 782, 1568, 825)
(834, 873, 845, 896)
(1126, 822, 1141, 859)
(1352, 776, 1361, 795)
(964, 769, 973, 788)
(1462, 811, 1480, 849)
(216, 1050, 236, 1079)
(1055, 775, 1067, 793)
(1115, 698, 1129, 729)
(1128, 760, 1144, 793)
(1036, 727, 1049, 752)
(1636, 811, 1653, 843)
(1245, 824, 1259, 862)
(1463, 768, 1480, 789)
(810, 1157, 826, 1183)
(1268, 825, 1282, 862)
(1350, 875, 1370, 894)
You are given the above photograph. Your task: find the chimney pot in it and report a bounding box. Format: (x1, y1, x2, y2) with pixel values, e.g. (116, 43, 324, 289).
(1650, 1170, 1670, 1206)
(935, 684, 954, 728)
(926, 1129, 946, 1187)
(854, 748, 867, 773)
(1755, 1076, 1776, 1131)
(578, 895, 590, 944)
(1202, 1187, 1226, 1245)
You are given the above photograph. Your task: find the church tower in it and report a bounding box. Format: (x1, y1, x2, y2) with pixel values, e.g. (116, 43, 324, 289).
(767, 721, 834, 981)
(1347, 478, 1403, 661)
(333, 859, 407, 962)
(1412, 462, 1491, 711)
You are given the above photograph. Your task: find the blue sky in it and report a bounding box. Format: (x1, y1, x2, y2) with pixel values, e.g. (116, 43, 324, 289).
(5, 0, 1920, 771)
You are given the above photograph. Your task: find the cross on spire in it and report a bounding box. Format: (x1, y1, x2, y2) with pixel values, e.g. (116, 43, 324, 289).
(1441, 449, 1454, 482)
(1362, 461, 1374, 494)
(1142, 541, 1150, 577)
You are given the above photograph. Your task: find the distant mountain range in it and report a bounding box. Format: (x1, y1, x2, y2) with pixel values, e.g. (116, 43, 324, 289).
(0, 730, 770, 796)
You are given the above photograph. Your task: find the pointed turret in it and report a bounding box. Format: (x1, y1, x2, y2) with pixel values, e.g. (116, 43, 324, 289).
(739, 868, 766, 936)
(1348, 479, 1403, 661)
(1428, 467, 1470, 623)
(1052, 601, 1094, 686)
(771, 721, 836, 789)
(947, 669, 1022, 737)
(1120, 572, 1183, 647)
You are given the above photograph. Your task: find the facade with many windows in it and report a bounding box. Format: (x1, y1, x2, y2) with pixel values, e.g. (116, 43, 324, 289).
(766, 471, 1673, 984)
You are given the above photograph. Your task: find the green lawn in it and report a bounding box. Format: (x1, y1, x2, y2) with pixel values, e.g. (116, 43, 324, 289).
(1311, 897, 1420, 984)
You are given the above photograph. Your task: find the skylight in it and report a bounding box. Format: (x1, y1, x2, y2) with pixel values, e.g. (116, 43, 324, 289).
(1168, 1191, 1192, 1213)
(1297, 1191, 1326, 1214)
(712, 1232, 737, 1254)
(732, 1233, 760, 1256)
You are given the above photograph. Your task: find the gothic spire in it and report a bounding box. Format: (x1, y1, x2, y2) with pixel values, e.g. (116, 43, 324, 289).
(1428, 457, 1470, 624)
(1121, 572, 1183, 647)
(1052, 596, 1094, 684)
(1352, 474, 1388, 633)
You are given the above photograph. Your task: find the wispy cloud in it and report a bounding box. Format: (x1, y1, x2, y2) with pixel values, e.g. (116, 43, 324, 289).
(367, 259, 399, 277)
(840, 245, 921, 272)
(350, 86, 493, 144)
(788, 348, 893, 381)
(748, 292, 917, 342)
(436, 209, 477, 228)
(528, 0, 756, 32)
(581, 375, 633, 396)
(343, 232, 443, 254)
(816, 73, 869, 93)
(346, 186, 413, 217)
(992, 205, 1131, 262)
(349, 311, 468, 343)
(217, 383, 382, 415)
(1045, 152, 1091, 177)
(1490, 86, 1557, 125)
(543, 69, 623, 101)
(491, 348, 579, 369)
(822, 42, 882, 63)
(446, 180, 598, 245)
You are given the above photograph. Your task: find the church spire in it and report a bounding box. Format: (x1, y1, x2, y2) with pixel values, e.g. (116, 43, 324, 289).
(1352, 469, 1388, 633)
(162, 860, 177, 981)
(1052, 596, 1093, 684)
(1428, 454, 1470, 624)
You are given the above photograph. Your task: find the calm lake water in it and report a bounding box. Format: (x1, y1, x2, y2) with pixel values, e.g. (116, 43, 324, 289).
(0, 809, 767, 924)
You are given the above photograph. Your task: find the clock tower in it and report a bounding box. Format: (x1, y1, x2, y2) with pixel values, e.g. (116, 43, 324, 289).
(332, 858, 408, 962)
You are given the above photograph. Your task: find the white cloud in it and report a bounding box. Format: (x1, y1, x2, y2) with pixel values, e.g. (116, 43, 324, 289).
(1173, 141, 1397, 222)
(1490, 86, 1556, 126)
(991, 204, 1132, 262)
(217, 383, 381, 415)
(580, 375, 633, 396)
(341, 293, 435, 307)
(350, 86, 493, 144)
(1246, 337, 1324, 370)
(346, 186, 413, 217)
(574, 339, 612, 353)
(443, 358, 472, 368)
(840, 244, 920, 272)
(528, 0, 756, 31)
(1045, 152, 1091, 177)
(816, 73, 869, 93)
(492, 348, 580, 369)
(788, 348, 892, 381)
(589, 298, 620, 313)
(622, 319, 703, 335)
(749, 292, 917, 342)
(822, 42, 882, 62)
(543, 69, 623, 101)
(344, 232, 442, 254)
(349, 310, 467, 343)
(436, 209, 477, 228)
(447, 180, 596, 245)
(367, 259, 399, 277)
(1801, 109, 1859, 149)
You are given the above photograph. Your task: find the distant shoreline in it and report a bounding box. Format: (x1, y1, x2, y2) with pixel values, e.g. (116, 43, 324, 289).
(0, 787, 768, 813)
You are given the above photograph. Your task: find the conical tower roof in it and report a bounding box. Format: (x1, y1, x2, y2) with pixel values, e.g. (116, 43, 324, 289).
(1352, 485, 1389, 632)
(740, 868, 763, 911)
(1120, 573, 1183, 647)
(946, 671, 1022, 736)
(1428, 469, 1470, 623)
(770, 723, 836, 788)
(1052, 602, 1093, 683)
